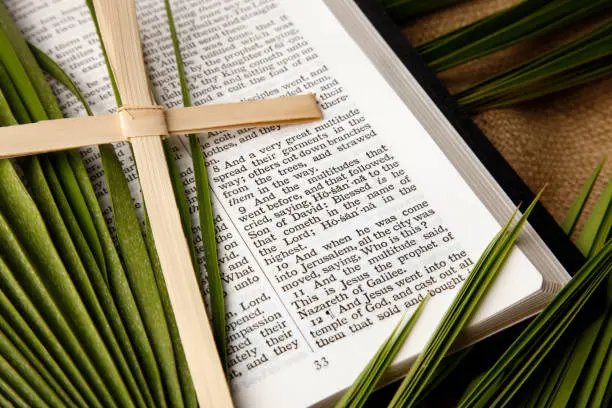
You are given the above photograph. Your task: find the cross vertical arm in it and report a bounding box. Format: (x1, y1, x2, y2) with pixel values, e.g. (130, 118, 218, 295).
(91, 0, 233, 406)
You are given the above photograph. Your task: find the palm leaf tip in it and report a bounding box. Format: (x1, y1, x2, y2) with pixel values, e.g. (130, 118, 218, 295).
(561, 157, 606, 236)
(393, 195, 541, 407)
(576, 176, 612, 258)
(335, 299, 428, 408)
(460, 239, 612, 407)
(340, 197, 538, 408)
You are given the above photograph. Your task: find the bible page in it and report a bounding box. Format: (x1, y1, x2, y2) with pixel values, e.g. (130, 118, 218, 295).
(7, 0, 547, 407)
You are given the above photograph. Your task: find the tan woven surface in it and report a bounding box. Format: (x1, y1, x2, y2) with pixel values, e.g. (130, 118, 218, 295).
(402, 0, 612, 232)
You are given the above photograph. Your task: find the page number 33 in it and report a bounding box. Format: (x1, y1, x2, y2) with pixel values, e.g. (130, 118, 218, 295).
(314, 357, 329, 370)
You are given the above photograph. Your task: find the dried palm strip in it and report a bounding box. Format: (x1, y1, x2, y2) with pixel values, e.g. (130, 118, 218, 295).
(91, 0, 234, 406)
(0, 94, 320, 159)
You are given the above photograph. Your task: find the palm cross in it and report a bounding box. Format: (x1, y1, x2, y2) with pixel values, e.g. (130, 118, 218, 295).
(0, 0, 322, 406)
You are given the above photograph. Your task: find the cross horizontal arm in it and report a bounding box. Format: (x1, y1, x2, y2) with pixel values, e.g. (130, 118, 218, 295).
(0, 115, 123, 158)
(0, 94, 321, 159)
(167, 94, 321, 132)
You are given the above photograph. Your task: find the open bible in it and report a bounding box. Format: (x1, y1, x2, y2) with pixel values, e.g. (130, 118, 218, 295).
(7, 0, 581, 406)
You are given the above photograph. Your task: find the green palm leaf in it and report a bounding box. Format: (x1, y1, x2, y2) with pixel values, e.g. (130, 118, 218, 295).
(29, 43, 93, 116)
(143, 218, 198, 408)
(389, 198, 537, 407)
(562, 157, 606, 235)
(341, 197, 540, 408)
(524, 337, 578, 407)
(576, 177, 612, 257)
(0, 63, 29, 123)
(456, 20, 612, 111)
(0, 381, 15, 408)
(0, 295, 88, 407)
(0, 377, 29, 408)
(545, 318, 606, 406)
(39, 153, 151, 407)
(0, 353, 50, 408)
(568, 193, 612, 406)
(0, 49, 136, 405)
(0, 109, 98, 408)
(458, 239, 612, 407)
(442, 163, 608, 407)
(0, 5, 180, 406)
(0, 163, 116, 407)
(0, 297, 68, 407)
(29, 41, 169, 408)
(573, 310, 612, 407)
(418, 0, 612, 73)
(335, 299, 427, 408)
(2, 9, 145, 402)
(0, 3, 106, 283)
(99, 143, 184, 407)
